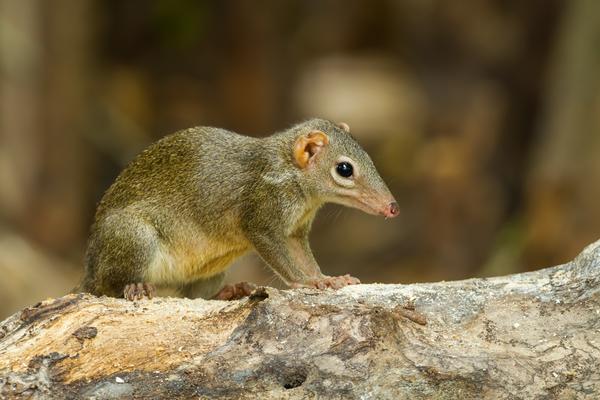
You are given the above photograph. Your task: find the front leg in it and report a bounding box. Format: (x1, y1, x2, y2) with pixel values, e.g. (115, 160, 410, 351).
(248, 227, 360, 290)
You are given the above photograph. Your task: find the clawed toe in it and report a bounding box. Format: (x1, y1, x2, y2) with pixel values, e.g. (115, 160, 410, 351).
(124, 282, 156, 301)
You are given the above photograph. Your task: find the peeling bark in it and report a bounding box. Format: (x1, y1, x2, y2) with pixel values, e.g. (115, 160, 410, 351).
(1, 240, 600, 399)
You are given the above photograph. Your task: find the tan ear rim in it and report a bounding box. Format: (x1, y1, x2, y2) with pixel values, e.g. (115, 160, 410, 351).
(337, 122, 350, 133)
(293, 130, 329, 169)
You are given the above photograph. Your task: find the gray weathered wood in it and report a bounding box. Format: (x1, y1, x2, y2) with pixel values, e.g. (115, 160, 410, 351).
(1, 240, 600, 399)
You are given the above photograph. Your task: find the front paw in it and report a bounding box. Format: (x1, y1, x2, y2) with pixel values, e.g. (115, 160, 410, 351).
(292, 274, 361, 290)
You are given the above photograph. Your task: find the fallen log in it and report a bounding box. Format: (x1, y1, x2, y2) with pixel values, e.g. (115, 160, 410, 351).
(1, 240, 600, 399)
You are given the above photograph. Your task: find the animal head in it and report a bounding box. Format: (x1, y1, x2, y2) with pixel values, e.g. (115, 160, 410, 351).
(292, 119, 398, 218)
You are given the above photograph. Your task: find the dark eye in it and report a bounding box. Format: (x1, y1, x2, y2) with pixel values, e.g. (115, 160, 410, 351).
(336, 162, 353, 178)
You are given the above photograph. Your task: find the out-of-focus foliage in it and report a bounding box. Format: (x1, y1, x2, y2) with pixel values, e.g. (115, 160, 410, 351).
(1, 0, 599, 319)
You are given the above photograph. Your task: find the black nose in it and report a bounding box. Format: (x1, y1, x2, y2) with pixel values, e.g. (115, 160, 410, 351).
(389, 202, 399, 216)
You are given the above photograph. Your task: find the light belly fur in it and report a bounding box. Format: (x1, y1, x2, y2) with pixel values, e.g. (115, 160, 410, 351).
(144, 229, 249, 285)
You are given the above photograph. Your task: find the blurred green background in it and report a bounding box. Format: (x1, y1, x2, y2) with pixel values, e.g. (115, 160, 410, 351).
(1, 0, 600, 319)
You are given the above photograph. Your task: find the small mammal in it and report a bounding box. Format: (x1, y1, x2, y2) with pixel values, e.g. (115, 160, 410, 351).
(79, 118, 399, 300)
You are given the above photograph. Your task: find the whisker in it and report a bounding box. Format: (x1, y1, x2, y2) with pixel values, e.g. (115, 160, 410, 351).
(331, 207, 344, 224)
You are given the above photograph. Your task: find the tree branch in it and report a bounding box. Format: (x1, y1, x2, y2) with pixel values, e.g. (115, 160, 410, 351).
(2, 240, 600, 399)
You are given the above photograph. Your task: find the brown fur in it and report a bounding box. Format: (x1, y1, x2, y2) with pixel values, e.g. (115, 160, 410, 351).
(79, 119, 396, 299)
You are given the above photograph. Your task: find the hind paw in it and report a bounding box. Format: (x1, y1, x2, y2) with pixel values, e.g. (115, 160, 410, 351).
(123, 282, 156, 301)
(213, 282, 256, 301)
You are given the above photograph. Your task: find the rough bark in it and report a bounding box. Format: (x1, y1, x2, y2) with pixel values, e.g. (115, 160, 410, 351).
(1, 240, 600, 399)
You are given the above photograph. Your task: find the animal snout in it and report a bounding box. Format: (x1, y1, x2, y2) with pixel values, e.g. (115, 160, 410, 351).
(386, 201, 399, 218)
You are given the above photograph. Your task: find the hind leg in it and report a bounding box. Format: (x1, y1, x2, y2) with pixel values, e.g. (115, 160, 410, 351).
(83, 210, 160, 299)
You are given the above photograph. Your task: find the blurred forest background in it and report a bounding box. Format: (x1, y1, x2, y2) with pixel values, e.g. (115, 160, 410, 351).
(1, 0, 600, 319)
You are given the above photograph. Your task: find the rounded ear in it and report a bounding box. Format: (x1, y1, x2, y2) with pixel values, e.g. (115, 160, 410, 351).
(293, 130, 329, 169)
(337, 122, 350, 133)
